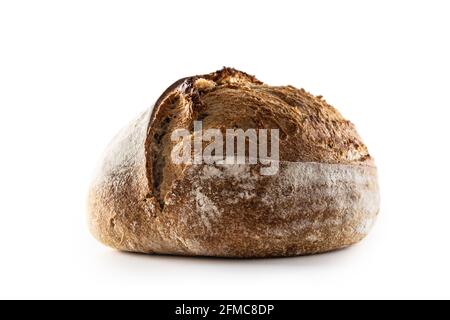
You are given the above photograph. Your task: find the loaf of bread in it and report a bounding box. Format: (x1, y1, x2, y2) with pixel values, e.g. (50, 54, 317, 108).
(88, 68, 379, 258)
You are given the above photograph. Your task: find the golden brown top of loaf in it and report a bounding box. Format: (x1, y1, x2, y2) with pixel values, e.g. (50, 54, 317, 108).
(145, 68, 373, 207)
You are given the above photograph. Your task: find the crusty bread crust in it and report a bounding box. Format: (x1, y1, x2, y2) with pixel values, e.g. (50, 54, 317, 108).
(88, 68, 379, 257)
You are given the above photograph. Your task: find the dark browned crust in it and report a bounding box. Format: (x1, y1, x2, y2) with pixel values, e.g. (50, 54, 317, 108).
(144, 67, 373, 210)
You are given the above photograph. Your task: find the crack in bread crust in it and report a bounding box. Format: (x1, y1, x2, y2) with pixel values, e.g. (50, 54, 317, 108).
(144, 68, 264, 211)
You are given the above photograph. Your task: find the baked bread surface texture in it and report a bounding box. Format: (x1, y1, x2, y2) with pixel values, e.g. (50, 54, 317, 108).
(88, 68, 379, 257)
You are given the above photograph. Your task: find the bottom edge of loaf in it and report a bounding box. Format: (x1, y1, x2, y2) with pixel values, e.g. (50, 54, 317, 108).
(88, 161, 379, 258)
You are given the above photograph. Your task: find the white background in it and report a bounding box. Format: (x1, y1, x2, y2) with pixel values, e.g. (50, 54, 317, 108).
(0, 0, 449, 300)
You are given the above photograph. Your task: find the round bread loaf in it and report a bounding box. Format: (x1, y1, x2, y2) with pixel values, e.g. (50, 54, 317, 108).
(88, 68, 379, 258)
